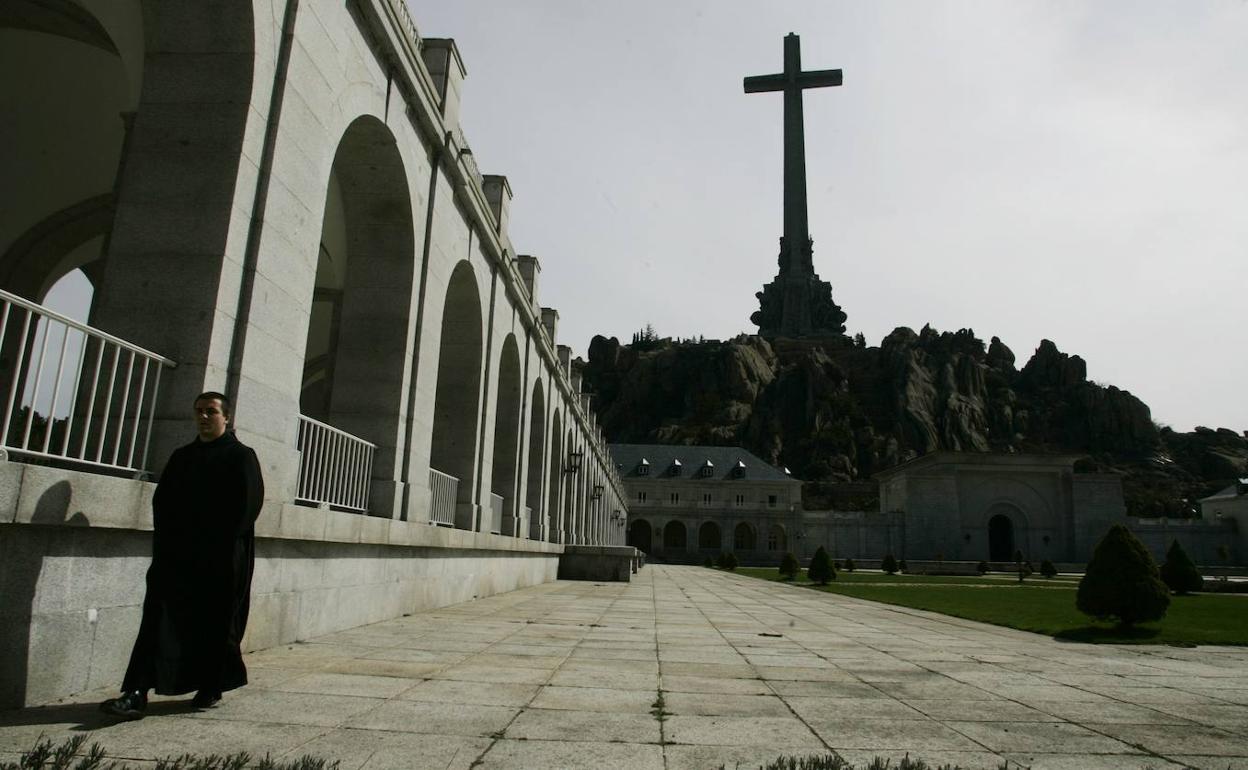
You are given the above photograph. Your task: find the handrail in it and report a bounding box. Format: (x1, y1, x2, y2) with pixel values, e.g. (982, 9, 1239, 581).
(0, 289, 176, 474)
(296, 414, 376, 513)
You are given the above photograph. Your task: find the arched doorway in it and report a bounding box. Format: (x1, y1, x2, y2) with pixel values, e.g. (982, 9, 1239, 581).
(300, 116, 415, 516)
(734, 522, 755, 551)
(663, 520, 687, 551)
(628, 519, 652, 554)
(698, 521, 721, 551)
(768, 524, 786, 552)
(524, 380, 545, 539)
(430, 262, 484, 529)
(988, 514, 1015, 562)
(490, 335, 522, 534)
(0, 1, 145, 302)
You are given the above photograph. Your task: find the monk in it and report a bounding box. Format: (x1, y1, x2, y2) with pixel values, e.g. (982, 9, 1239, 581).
(100, 391, 264, 719)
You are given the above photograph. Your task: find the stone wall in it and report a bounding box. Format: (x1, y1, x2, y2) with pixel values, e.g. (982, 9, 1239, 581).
(0, 462, 559, 709)
(1128, 516, 1240, 566)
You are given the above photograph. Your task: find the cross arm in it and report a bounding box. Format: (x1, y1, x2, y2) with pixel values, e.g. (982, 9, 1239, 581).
(744, 74, 785, 93)
(797, 69, 842, 88)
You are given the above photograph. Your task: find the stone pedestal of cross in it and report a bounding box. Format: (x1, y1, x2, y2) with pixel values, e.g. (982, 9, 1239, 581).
(745, 33, 848, 338)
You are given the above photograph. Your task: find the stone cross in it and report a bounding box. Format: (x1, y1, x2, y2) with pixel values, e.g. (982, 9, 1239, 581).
(744, 33, 841, 276)
(744, 33, 848, 338)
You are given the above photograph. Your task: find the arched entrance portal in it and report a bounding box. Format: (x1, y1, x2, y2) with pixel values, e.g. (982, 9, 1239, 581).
(663, 520, 686, 551)
(524, 380, 545, 540)
(988, 514, 1015, 561)
(698, 521, 721, 551)
(734, 522, 755, 551)
(490, 335, 522, 535)
(430, 262, 484, 529)
(0, 1, 145, 303)
(628, 519, 652, 554)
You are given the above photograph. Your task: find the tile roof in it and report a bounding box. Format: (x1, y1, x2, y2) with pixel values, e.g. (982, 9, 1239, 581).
(608, 443, 797, 482)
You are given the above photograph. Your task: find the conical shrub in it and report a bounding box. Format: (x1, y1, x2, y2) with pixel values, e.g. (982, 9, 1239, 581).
(881, 553, 898, 575)
(1076, 524, 1169, 627)
(778, 551, 800, 581)
(808, 546, 834, 585)
(1159, 540, 1203, 595)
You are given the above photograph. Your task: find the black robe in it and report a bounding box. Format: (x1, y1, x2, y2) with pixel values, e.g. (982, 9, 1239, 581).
(122, 431, 265, 695)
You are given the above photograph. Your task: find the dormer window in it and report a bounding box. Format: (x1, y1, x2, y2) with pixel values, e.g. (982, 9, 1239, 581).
(669, 458, 682, 477)
(731, 460, 746, 479)
(636, 458, 649, 476)
(699, 460, 714, 478)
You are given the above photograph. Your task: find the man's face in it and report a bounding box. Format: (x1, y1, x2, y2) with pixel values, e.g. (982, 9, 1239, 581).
(194, 398, 228, 441)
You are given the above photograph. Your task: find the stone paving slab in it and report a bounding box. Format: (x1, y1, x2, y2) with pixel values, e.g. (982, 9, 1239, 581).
(2, 565, 1247, 769)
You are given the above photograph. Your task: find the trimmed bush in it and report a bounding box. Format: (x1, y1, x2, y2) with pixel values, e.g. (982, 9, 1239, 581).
(703, 555, 715, 568)
(1160, 540, 1203, 595)
(721, 551, 739, 571)
(881, 553, 898, 575)
(778, 551, 801, 581)
(976, 560, 989, 575)
(808, 546, 835, 584)
(1076, 524, 1170, 628)
(898, 559, 908, 573)
(1039, 559, 1057, 578)
(843, 557, 856, 572)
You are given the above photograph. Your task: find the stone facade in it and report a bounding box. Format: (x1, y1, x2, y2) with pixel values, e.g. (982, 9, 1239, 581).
(0, 0, 631, 707)
(612, 444, 803, 566)
(874, 451, 1127, 563)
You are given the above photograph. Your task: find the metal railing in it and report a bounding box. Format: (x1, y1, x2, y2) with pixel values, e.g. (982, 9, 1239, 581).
(295, 415, 375, 513)
(428, 467, 457, 526)
(488, 493, 504, 535)
(0, 289, 175, 474)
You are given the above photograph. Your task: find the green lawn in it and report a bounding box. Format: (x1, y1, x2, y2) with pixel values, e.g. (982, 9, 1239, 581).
(730, 567, 1248, 646)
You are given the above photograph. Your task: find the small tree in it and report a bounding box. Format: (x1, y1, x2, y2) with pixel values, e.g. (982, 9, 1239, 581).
(898, 559, 908, 574)
(778, 552, 800, 581)
(808, 546, 834, 585)
(1076, 524, 1170, 628)
(881, 553, 898, 575)
(1039, 559, 1058, 578)
(1159, 540, 1203, 595)
(843, 557, 856, 572)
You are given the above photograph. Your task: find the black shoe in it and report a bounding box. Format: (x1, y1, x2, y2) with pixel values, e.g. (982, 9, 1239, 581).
(191, 690, 221, 709)
(100, 691, 147, 720)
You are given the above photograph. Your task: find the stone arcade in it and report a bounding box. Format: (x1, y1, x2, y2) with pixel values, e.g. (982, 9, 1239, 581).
(0, 0, 629, 708)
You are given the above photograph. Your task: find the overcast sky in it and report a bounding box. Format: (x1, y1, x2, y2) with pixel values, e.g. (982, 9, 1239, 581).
(412, 1, 1245, 433)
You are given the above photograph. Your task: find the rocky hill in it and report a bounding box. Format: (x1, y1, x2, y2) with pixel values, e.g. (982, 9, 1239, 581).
(582, 328, 1248, 515)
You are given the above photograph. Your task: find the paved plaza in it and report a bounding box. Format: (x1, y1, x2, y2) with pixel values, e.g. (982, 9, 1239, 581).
(2, 566, 1246, 769)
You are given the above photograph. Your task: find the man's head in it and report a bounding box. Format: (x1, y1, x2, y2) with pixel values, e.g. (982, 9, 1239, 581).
(193, 391, 232, 442)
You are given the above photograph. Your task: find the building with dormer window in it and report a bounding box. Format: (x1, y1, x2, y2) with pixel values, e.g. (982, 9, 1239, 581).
(611, 444, 802, 564)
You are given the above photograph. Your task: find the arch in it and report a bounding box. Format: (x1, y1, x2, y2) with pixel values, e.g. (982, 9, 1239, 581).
(430, 261, 484, 528)
(768, 524, 787, 552)
(524, 378, 546, 539)
(663, 520, 687, 551)
(490, 335, 522, 534)
(0, 2, 142, 302)
(546, 410, 562, 542)
(698, 521, 721, 551)
(297, 116, 415, 514)
(628, 518, 652, 554)
(988, 512, 1016, 562)
(734, 522, 756, 551)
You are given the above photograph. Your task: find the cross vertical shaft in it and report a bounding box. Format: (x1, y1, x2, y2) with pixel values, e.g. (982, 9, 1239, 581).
(745, 33, 848, 338)
(783, 33, 811, 272)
